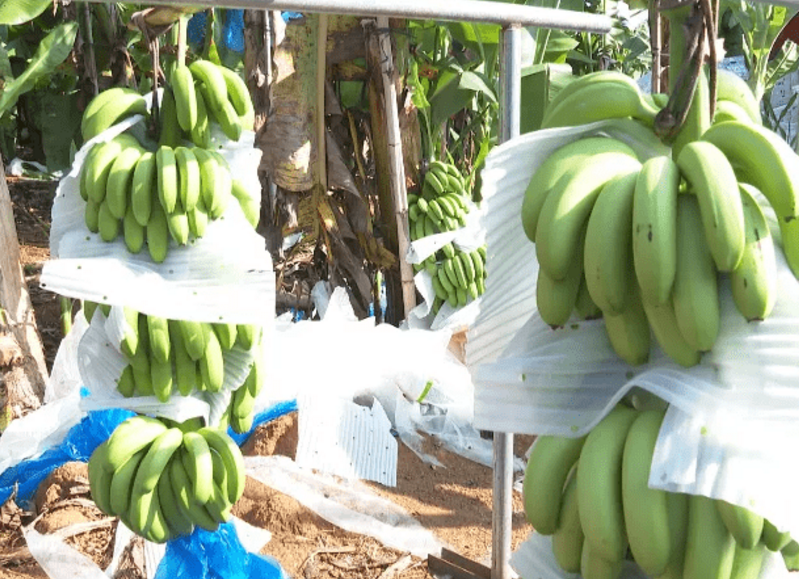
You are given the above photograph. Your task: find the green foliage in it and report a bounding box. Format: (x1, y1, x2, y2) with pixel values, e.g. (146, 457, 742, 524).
(0, 0, 52, 26)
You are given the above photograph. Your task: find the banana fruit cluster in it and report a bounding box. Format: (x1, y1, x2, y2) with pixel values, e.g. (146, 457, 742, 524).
(522, 69, 797, 367)
(106, 304, 263, 415)
(523, 403, 797, 579)
(77, 61, 259, 263)
(409, 160, 471, 241)
(424, 245, 487, 314)
(88, 415, 245, 543)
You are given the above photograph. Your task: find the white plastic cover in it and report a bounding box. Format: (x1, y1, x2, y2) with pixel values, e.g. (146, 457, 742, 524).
(43, 115, 275, 326)
(468, 122, 799, 540)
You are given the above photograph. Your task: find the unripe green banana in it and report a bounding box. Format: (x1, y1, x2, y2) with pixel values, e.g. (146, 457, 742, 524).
(182, 431, 215, 504)
(178, 320, 210, 361)
(194, 147, 230, 220)
(731, 542, 767, 579)
(580, 538, 624, 579)
(169, 319, 198, 396)
(642, 298, 702, 367)
(174, 146, 201, 212)
(170, 450, 221, 532)
(198, 427, 245, 505)
(171, 65, 198, 133)
(156, 145, 178, 214)
(542, 72, 659, 129)
(622, 409, 672, 576)
(236, 324, 258, 350)
(131, 427, 184, 494)
(130, 151, 156, 227)
(108, 446, 146, 516)
(150, 355, 174, 403)
(187, 203, 209, 239)
(716, 69, 762, 125)
(583, 171, 638, 316)
(80, 87, 140, 139)
(84, 197, 101, 233)
(146, 315, 171, 363)
(204, 481, 233, 524)
(87, 441, 114, 515)
(657, 490, 690, 579)
(116, 364, 136, 398)
(146, 201, 170, 264)
(544, 70, 643, 121)
(714, 99, 756, 125)
(166, 201, 190, 246)
(84, 134, 141, 205)
(782, 540, 799, 571)
(577, 405, 638, 561)
(535, 153, 640, 280)
(123, 205, 145, 254)
(522, 434, 586, 535)
(762, 518, 792, 551)
(536, 250, 582, 328)
(104, 416, 168, 472)
(189, 60, 229, 114)
(231, 178, 260, 228)
(672, 194, 720, 352)
(157, 462, 195, 537)
(105, 143, 143, 220)
(82, 91, 148, 142)
(158, 87, 183, 148)
(213, 323, 237, 351)
(602, 280, 650, 366)
(731, 183, 778, 321)
(218, 65, 255, 129)
(683, 494, 736, 579)
(551, 466, 583, 573)
(676, 140, 745, 271)
(715, 499, 764, 550)
(632, 155, 680, 306)
(575, 276, 602, 320)
(199, 328, 225, 393)
(97, 200, 120, 242)
(129, 316, 154, 396)
(190, 87, 211, 148)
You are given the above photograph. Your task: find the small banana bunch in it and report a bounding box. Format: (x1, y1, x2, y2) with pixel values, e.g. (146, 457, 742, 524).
(161, 60, 255, 148)
(409, 160, 471, 241)
(80, 88, 149, 143)
(523, 403, 797, 579)
(88, 416, 245, 543)
(423, 244, 487, 314)
(521, 69, 799, 367)
(106, 305, 262, 408)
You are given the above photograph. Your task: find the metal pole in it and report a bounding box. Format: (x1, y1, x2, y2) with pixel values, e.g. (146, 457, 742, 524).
(493, 24, 520, 579)
(122, 0, 613, 32)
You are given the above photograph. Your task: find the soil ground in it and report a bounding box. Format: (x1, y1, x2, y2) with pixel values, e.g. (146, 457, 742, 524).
(1, 175, 535, 579)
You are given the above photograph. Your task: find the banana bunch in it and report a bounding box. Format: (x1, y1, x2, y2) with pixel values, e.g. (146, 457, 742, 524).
(88, 415, 245, 543)
(162, 60, 255, 148)
(409, 160, 471, 241)
(521, 70, 799, 367)
(421, 244, 487, 314)
(523, 402, 796, 579)
(218, 356, 265, 435)
(79, 131, 258, 262)
(103, 304, 262, 410)
(80, 87, 149, 143)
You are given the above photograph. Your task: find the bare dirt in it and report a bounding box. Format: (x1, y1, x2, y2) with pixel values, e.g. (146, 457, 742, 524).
(1, 175, 535, 578)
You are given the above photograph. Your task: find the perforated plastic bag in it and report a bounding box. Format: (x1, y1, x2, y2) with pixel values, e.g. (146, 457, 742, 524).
(43, 109, 275, 326)
(468, 121, 799, 539)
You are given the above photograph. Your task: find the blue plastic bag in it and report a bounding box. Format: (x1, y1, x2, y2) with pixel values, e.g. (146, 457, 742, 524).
(224, 10, 245, 53)
(227, 399, 298, 446)
(0, 408, 134, 508)
(154, 522, 288, 579)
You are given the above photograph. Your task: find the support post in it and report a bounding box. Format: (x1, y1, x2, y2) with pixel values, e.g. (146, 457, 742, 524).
(492, 22, 521, 579)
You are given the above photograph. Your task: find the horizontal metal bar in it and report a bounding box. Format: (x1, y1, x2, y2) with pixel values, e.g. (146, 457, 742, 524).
(124, 0, 613, 33)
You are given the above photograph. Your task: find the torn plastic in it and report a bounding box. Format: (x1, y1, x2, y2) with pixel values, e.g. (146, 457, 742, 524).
(469, 122, 799, 540)
(43, 110, 274, 326)
(245, 454, 444, 558)
(76, 306, 257, 425)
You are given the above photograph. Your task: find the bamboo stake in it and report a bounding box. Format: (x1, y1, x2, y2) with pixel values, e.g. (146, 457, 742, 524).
(375, 17, 416, 319)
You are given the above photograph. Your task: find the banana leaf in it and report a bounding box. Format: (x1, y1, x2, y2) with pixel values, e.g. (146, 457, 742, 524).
(0, 21, 77, 117)
(0, 0, 51, 25)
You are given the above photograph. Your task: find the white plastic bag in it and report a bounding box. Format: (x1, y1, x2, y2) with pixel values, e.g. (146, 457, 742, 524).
(468, 121, 799, 538)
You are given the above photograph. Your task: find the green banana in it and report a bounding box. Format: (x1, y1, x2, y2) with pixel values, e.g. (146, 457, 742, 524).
(146, 201, 170, 264)
(521, 137, 638, 242)
(174, 146, 201, 212)
(731, 183, 778, 321)
(123, 205, 145, 254)
(97, 200, 120, 242)
(676, 140, 745, 271)
(146, 315, 171, 363)
(82, 91, 148, 142)
(105, 143, 143, 220)
(131, 427, 184, 494)
(231, 179, 260, 228)
(198, 427, 245, 505)
(522, 434, 586, 535)
(782, 540, 799, 571)
(182, 431, 215, 504)
(117, 365, 136, 398)
(542, 71, 659, 129)
(716, 69, 762, 125)
(657, 490, 690, 579)
(632, 155, 680, 306)
(602, 280, 650, 366)
(150, 354, 174, 403)
(575, 276, 602, 320)
(577, 405, 638, 561)
(535, 153, 640, 280)
(622, 409, 672, 576)
(80, 87, 140, 139)
(166, 201, 190, 246)
(213, 323, 237, 351)
(171, 65, 198, 133)
(157, 462, 195, 537)
(204, 481, 233, 524)
(158, 87, 183, 148)
(130, 151, 156, 227)
(170, 451, 221, 532)
(190, 87, 211, 148)
(583, 171, 638, 316)
(87, 441, 114, 515)
(178, 320, 210, 361)
(199, 328, 225, 393)
(169, 319, 198, 396)
(108, 446, 147, 516)
(715, 499, 764, 550)
(672, 194, 720, 352)
(551, 466, 583, 573)
(642, 298, 702, 368)
(536, 245, 583, 328)
(189, 60, 229, 115)
(156, 145, 178, 214)
(103, 415, 168, 472)
(731, 542, 767, 579)
(714, 99, 756, 125)
(580, 538, 624, 579)
(84, 133, 141, 205)
(195, 147, 230, 220)
(762, 518, 792, 551)
(683, 494, 736, 579)
(119, 307, 140, 357)
(84, 197, 101, 233)
(218, 65, 255, 130)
